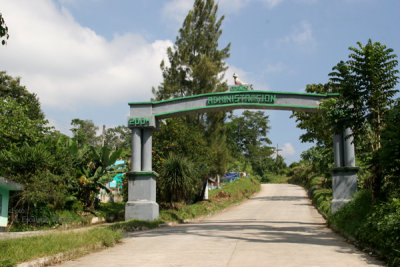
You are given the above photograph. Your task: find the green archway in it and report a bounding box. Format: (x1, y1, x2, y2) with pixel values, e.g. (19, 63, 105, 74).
(126, 89, 357, 221)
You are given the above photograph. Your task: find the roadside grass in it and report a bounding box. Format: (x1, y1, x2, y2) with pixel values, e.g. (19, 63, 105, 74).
(0, 219, 163, 267)
(0, 228, 122, 267)
(160, 176, 260, 223)
(261, 173, 290, 184)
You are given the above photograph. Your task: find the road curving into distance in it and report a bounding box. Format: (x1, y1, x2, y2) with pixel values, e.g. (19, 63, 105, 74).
(58, 184, 383, 267)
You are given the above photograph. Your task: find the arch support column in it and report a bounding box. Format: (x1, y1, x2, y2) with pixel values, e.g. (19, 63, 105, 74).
(331, 128, 358, 214)
(125, 116, 159, 221)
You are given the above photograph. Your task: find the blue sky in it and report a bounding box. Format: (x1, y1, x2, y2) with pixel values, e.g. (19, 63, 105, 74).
(0, 0, 399, 163)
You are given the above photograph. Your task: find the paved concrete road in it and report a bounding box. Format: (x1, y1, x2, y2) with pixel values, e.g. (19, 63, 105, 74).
(58, 184, 383, 267)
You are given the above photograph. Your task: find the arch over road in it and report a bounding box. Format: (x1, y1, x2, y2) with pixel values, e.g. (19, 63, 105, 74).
(128, 91, 336, 123)
(126, 89, 358, 221)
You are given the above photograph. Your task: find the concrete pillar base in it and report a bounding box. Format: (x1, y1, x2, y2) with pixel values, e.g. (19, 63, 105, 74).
(126, 171, 159, 221)
(331, 167, 359, 214)
(125, 201, 159, 221)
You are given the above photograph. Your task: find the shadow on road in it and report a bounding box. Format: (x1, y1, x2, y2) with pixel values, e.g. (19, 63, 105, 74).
(126, 219, 380, 265)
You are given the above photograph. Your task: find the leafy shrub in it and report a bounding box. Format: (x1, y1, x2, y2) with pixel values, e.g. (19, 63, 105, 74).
(158, 153, 201, 205)
(330, 191, 400, 266)
(357, 198, 400, 266)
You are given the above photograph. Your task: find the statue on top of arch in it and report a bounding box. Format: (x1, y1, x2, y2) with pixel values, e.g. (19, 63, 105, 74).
(231, 73, 254, 91)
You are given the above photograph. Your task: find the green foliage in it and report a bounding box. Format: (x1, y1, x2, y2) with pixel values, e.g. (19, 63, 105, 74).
(0, 71, 44, 121)
(104, 125, 131, 151)
(260, 173, 290, 184)
(153, 118, 208, 171)
(329, 39, 399, 153)
(291, 83, 337, 147)
(0, 142, 75, 211)
(152, 0, 232, 188)
(226, 111, 272, 157)
(0, 72, 49, 152)
(0, 12, 9, 45)
(0, 98, 49, 151)
(0, 71, 128, 229)
(70, 118, 101, 147)
(75, 145, 124, 209)
(379, 100, 400, 196)
(293, 40, 399, 200)
(330, 191, 400, 266)
(300, 145, 333, 178)
(328, 40, 399, 199)
(311, 188, 332, 217)
(96, 202, 125, 222)
(225, 111, 276, 177)
(158, 153, 201, 205)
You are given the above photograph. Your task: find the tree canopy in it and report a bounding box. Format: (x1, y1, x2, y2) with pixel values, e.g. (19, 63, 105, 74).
(0, 71, 45, 121)
(70, 118, 101, 148)
(329, 39, 399, 152)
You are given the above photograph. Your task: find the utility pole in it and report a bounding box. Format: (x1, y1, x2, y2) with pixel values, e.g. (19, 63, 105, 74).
(101, 125, 106, 147)
(268, 144, 283, 159)
(275, 144, 282, 159)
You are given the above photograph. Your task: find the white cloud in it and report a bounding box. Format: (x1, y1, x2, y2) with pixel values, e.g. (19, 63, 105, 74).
(0, 0, 172, 110)
(279, 20, 316, 49)
(261, 0, 285, 8)
(162, 0, 193, 24)
(218, 0, 252, 14)
(281, 142, 295, 157)
(162, 0, 285, 23)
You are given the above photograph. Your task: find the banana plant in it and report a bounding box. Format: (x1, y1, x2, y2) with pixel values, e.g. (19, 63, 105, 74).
(76, 145, 124, 209)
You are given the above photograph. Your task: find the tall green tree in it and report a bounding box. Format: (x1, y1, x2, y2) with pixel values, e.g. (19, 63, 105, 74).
(226, 111, 272, 157)
(379, 100, 400, 197)
(329, 39, 399, 152)
(70, 118, 100, 148)
(152, 0, 232, 194)
(0, 71, 45, 121)
(0, 97, 48, 150)
(226, 111, 274, 177)
(328, 40, 399, 198)
(0, 72, 49, 150)
(153, 0, 230, 99)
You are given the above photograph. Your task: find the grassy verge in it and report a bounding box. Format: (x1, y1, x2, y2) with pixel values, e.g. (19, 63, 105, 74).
(261, 173, 290, 184)
(0, 227, 122, 267)
(160, 176, 260, 223)
(0, 219, 163, 267)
